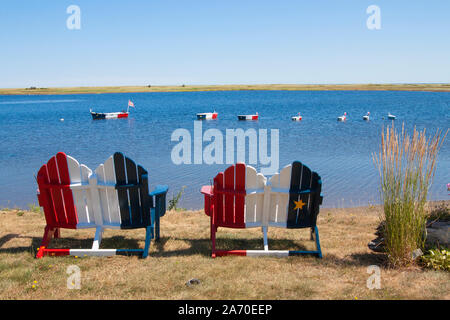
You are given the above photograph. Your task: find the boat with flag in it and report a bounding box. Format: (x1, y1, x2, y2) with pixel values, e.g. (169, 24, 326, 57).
(238, 112, 258, 121)
(90, 100, 135, 120)
(196, 111, 218, 120)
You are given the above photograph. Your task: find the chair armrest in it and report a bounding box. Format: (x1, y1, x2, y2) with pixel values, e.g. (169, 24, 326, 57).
(201, 185, 213, 197)
(150, 185, 169, 196)
(150, 185, 168, 217)
(201, 186, 214, 217)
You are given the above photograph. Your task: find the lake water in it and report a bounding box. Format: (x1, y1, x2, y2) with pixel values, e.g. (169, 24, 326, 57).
(0, 90, 448, 210)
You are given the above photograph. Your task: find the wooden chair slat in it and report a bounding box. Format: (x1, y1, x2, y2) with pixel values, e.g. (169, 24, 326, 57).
(213, 172, 224, 225)
(255, 172, 266, 224)
(244, 165, 257, 223)
(125, 156, 142, 227)
(276, 164, 291, 224)
(287, 161, 302, 227)
(103, 156, 121, 225)
(80, 164, 94, 224)
(95, 163, 111, 225)
(138, 165, 151, 226)
(113, 152, 131, 227)
(296, 162, 312, 226)
(224, 165, 235, 225)
(310, 172, 322, 227)
(47, 155, 68, 226)
(234, 163, 246, 227)
(67, 155, 90, 226)
(37, 164, 58, 226)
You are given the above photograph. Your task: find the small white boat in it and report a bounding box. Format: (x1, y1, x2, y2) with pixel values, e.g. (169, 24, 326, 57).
(291, 112, 303, 121)
(363, 112, 370, 121)
(337, 112, 347, 122)
(238, 112, 258, 121)
(387, 112, 396, 120)
(197, 111, 218, 120)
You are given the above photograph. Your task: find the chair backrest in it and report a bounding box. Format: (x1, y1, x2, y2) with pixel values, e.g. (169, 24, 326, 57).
(212, 163, 266, 228)
(268, 161, 322, 228)
(37, 152, 153, 230)
(211, 161, 322, 229)
(37, 152, 87, 229)
(110, 152, 152, 229)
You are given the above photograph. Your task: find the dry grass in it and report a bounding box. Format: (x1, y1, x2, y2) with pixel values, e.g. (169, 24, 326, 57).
(0, 205, 448, 300)
(1, 83, 450, 95)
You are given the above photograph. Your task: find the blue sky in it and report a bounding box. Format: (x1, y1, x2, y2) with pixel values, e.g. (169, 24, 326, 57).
(0, 1, 449, 87)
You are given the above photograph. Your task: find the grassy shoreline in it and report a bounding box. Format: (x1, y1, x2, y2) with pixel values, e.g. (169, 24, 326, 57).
(0, 202, 448, 299)
(1, 83, 450, 95)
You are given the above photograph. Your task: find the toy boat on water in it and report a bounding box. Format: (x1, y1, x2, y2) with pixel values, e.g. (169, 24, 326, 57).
(238, 112, 258, 120)
(90, 100, 135, 120)
(292, 112, 302, 121)
(90, 110, 129, 120)
(387, 112, 396, 120)
(363, 112, 370, 121)
(196, 111, 218, 120)
(337, 112, 347, 121)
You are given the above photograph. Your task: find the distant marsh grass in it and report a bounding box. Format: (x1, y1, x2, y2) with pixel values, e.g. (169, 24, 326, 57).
(373, 123, 447, 267)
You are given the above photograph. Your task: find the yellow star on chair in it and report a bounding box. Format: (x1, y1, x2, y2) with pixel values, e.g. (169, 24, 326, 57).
(293, 199, 306, 210)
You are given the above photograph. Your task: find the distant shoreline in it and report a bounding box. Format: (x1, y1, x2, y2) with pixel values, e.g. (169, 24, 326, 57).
(1, 84, 450, 95)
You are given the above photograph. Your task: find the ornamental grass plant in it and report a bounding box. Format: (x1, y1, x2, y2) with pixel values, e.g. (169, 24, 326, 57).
(373, 123, 447, 267)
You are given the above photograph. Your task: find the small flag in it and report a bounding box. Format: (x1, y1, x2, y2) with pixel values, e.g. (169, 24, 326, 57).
(128, 100, 135, 108)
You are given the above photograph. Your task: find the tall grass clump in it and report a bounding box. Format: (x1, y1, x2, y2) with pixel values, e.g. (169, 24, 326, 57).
(373, 123, 447, 267)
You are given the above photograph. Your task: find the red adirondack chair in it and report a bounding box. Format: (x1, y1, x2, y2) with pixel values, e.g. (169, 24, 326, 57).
(201, 162, 323, 258)
(36, 152, 168, 258)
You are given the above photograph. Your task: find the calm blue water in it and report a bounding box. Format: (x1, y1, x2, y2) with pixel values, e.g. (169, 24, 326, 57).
(0, 90, 449, 210)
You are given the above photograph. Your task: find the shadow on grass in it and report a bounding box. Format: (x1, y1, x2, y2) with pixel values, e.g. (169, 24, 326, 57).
(0, 233, 143, 256)
(322, 252, 389, 268)
(151, 236, 314, 258)
(0, 233, 388, 268)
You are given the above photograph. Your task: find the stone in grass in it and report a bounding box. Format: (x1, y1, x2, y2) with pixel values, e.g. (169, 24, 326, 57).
(368, 238, 385, 252)
(411, 249, 423, 260)
(186, 278, 201, 287)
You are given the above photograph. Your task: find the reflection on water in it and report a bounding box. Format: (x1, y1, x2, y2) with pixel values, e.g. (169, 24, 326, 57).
(0, 90, 448, 210)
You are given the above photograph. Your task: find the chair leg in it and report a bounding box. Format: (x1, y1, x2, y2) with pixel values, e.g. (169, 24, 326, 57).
(155, 210, 161, 242)
(91, 227, 103, 250)
(314, 226, 322, 258)
(262, 226, 269, 251)
(211, 222, 217, 258)
(142, 226, 153, 258)
(36, 226, 53, 259)
(54, 228, 60, 239)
